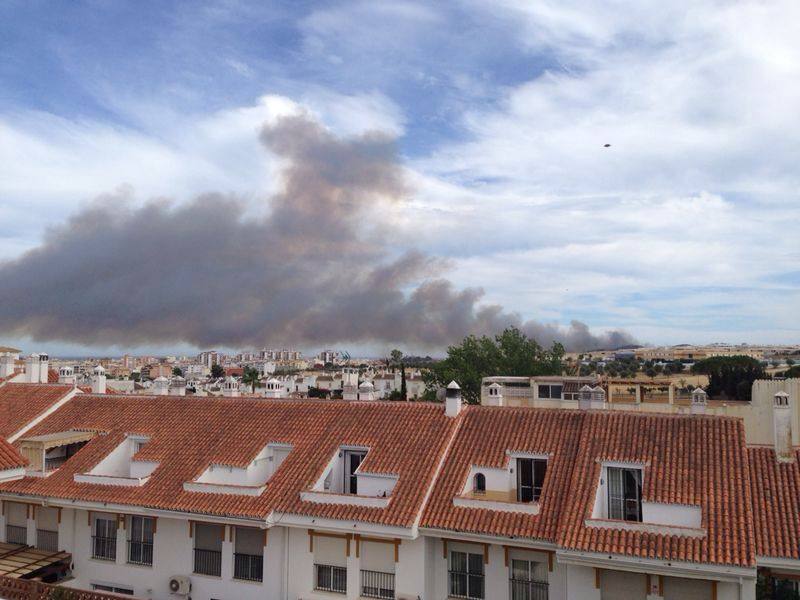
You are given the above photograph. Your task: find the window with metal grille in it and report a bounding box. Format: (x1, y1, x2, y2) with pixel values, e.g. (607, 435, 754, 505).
(449, 551, 484, 599)
(127, 516, 154, 566)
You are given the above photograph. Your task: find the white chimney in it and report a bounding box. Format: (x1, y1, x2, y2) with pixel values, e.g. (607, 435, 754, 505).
(0, 355, 15, 379)
(691, 387, 708, 415)
(222, 376, 240, 398)
(357, 381, 375, 401)
(25, 354, 40, 383)
(170, 376, 186, 397)
(774, 391, 793, 462)
(38, 353, 49, 383)
(591, 386, 606, 408)
(58, 366, 76, 386)
(486, 382, 504, 406)
(91, 365, 107, 394)
(153, 375, 170, 396)
(445, 381, 462, 417)
(579, 385, 594, 409)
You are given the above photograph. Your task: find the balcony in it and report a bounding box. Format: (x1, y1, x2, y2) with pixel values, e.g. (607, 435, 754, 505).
(315, 563, 347, 594)
(5, 524, 26, 545)
(193, 548, 221, 577)
(92, 535, 117, 561)
(510, 578, 549, 600)
(35, 529, 58, 552)
(453, 489, 541, 515)
(233, 553, 263, 582)
(361, 569, 395, 599)
(127, 540, 153, 566)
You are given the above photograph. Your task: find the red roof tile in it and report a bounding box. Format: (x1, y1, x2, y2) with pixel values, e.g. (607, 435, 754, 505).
(0, 395, 456, 527)
(422, 407, 755, 568)
(0, 438, 25, 470)
(747, 446, 800, 560)
(0, 383, 74, 439)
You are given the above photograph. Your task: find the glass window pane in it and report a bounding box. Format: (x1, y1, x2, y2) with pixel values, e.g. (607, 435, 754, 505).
(451, 551, 466, 573)
(468, 552, 484, 575)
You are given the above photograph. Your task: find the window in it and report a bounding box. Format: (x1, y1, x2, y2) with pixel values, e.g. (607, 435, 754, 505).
(233, 527, 263, 582)
(127, 516, 154, 566)
(133, 439, 147, 454)
(343, 450, 366, 495)
(315, 563, 347, 594)
(509, 559, 548, 600)
(92, 584, 133, 595)
(449, 551, 484, 599)
(537, 385, 563, 400)
(607, 467, 642, 522)
(473, 473, 486, 494)
(516, 458, 547, 503)
(193, 523, 223, 577)
(92, 517, 117, 561)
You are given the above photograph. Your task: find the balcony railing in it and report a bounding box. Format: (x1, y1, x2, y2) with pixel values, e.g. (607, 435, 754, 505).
(510, 578, 549, 600)
(193, 548, 221, 577)
(233, 553, 263, 582)
(448, 570, 485, 600)
(44, 456, 69, 472)
(35, 529, 58, 552)
(5, 524, 27, 545)
(92, 535, 117, 561)
(315, 563, 347, 594)
(361, 569, 395, 599)
(127, 540, 153, 566)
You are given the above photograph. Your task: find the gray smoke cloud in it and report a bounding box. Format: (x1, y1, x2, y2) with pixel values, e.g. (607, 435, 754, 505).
(0, 114, 636, 352)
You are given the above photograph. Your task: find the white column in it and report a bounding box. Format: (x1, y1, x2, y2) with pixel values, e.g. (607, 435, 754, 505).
(116, 518, 127, 564)
(346, 541, 361, 600)
(221, 526, 234, 581)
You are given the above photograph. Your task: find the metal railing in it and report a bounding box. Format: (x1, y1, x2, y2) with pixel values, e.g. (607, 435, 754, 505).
(510, 578, 549, 600)
(5, 525, 26, 545)
(44, 456, 69, 471)
(193, 548, 221, 577)
(35, 529, 58, 552)
(315, 563, 347, 594)
(127, 540, 153, 566)
(92, 535, 116, 561)
(448, 570, 485, 600)
(361, 569, 395, 599)
(233, 552, 263, 582)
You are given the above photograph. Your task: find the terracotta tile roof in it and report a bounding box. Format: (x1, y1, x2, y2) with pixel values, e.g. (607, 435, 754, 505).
(558, 411, 754, 567)
(421, 406, 583, 542)
(0, 395, 456, 527)
(0, 438, 25, 470)
(422, 407, 755, 568)
(47, 369, 59, 384)
(0, 384, 74, 439)
(747, 446, 800, 560)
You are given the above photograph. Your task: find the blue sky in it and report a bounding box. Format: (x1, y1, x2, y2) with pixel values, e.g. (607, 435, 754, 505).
(1, 0, 799, 356)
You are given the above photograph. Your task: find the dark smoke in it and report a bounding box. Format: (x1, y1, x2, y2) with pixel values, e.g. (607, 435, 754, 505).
(0, 114, 636, 352)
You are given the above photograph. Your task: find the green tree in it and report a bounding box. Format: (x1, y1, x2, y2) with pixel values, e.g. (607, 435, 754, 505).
(389, 349, 404, 372)
(424, 327, 564, 404)
(691, 356, 766, 401)
(172, 366, 183, 377)
(781, 365, 800, 378)
(400, 362, 407, 400)
(210, 364, 225, 379)
(242, 366, 261, 393)
(786, 358, 796, 367)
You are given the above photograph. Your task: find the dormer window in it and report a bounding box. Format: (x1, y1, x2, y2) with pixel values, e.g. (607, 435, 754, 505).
(473, 473, 486, 494)
(516, 458, 547, 503)
(344, 449, 366, 494)
(607, 467, 642, 522)
(538, 384, 563, 400)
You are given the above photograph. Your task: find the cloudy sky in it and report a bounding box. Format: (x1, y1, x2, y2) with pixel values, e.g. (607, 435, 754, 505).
(1, 0, 798, 357)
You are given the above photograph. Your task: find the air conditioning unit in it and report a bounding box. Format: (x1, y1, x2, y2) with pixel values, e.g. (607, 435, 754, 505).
(168, 575, 191, 595)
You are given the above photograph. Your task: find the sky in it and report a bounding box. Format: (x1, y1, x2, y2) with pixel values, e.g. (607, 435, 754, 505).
(0, 0, 798, 357)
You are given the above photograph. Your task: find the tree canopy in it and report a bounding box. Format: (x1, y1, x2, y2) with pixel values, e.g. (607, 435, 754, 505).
(691, 356, 766, 401)
(424, 327, 564, 404)
(210, 363, 224, 379)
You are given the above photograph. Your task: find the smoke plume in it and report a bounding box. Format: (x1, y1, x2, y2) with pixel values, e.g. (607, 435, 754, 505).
(0, 114, 636, 352)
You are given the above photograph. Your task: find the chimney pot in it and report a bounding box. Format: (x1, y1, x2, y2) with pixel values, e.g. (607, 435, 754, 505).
(774, 391, 793, 462)
(446, 381, 462, 417)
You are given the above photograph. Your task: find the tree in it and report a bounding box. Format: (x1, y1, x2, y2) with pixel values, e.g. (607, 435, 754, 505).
(424, 327, 564, 404)
(389, 349, 404, 372)
(781, 366, 800, 378)
(242, 367, 260, 393)
(210, 364, 224, 379)
(691, 356, 767, 401)
(786, 358, 796, 367)
(172, 367, 183, 377)
(400, 362, 407, 401)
